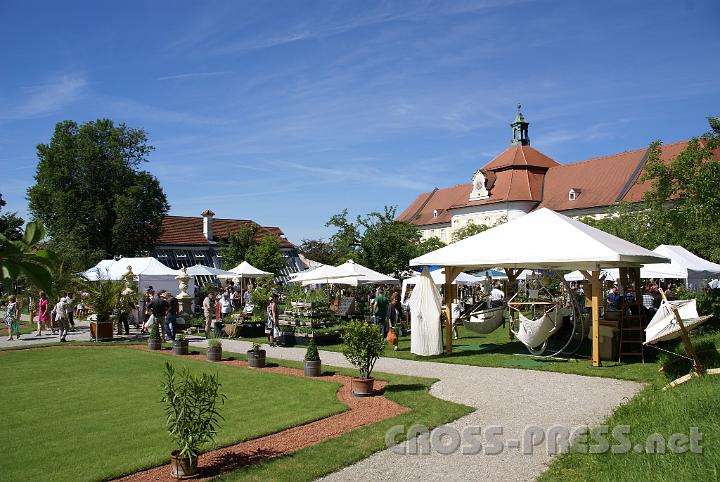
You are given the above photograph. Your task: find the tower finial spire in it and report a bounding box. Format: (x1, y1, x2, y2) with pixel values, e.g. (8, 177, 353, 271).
(510, 103, 529, 146)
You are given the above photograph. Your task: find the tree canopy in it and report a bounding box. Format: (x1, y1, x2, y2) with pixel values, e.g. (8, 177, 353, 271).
(218, 224, 285, 274)
(0, 193, 24, 241)
(27, 119, 169, 271)
(582, 115, 720, 262)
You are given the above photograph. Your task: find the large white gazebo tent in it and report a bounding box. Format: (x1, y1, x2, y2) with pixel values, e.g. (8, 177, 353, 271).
(290, 259, 398, 286)
(400, 268, 481, 302)
(410, 208, 668, 366)
(81, 257, 195, 297)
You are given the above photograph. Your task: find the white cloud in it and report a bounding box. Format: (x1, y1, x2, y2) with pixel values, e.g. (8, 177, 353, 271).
(1, 76, 87, 120)
(157, 71, 233, 81)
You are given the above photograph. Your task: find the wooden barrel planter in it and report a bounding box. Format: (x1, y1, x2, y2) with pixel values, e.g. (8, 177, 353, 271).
(173, 339, 189, 356)
(207, 346, 222, 362)
(147, 338, 162, 350)
(303, 360, 322, 377)
(247, 349, 266, 368)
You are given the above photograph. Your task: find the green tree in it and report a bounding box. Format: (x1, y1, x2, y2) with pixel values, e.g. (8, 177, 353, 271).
(246, 235, 285, 274)
(325, 209, 361, 264)
(0, 193, 24, 241)
(0, 221, 56, 294)
(358, 207, 421, 278)
(451, 216, 508, 243)
(298, 238, 334, 265)
(27, 119, 169, 271)
(416, 237, 446, 256)
(218, 224, 258, 270)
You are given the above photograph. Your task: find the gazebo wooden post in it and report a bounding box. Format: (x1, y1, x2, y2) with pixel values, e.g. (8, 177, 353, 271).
(443, 266, 461, 354)
(503, 267, 520, 340)
(581, 269, 602, 367)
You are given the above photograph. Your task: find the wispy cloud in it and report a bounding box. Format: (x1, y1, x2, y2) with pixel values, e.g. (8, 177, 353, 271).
(157, 71, 233, 81)
(0, 75, 87, 120)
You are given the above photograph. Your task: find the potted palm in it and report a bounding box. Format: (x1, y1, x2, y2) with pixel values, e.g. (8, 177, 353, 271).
(247, 342, 266, 368)
(161, 362, 226, 478)
(303, 340, 321, 377)
(207, 337, 222, 362)
(84, 278, 122, 341)
(173, 333, 189, 356)
(148, 321, 162, 350)
(342, 320, 386, 396)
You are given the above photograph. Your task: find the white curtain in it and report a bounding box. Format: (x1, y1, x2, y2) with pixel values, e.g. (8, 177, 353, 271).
(410, 267, 443, 356)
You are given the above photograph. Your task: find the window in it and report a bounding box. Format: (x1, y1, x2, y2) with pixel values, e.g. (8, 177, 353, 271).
(440, 229, 446, 240)
(569, 188, 581, 201)
(433, 209, 438, 218)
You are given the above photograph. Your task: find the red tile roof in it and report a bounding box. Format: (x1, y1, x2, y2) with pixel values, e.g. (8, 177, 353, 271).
(397, 185, 471, 226)
(482, 145, 559, 171)
(156, 216, 294, 249)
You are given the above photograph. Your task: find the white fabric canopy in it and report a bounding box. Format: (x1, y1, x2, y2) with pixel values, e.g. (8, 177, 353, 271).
(401, 269, 481, 302)
(409, 267, 443, 356)
(645, 299, 712, 344)
(80, 257, 194, 298)
(290, 260, 397, 287)
(229, 261, 273, 278)
(564, 261, 688, 282)
(411, 208, 668, 271)
(185, 264, 237, 279)
(653, 245, 720, 290)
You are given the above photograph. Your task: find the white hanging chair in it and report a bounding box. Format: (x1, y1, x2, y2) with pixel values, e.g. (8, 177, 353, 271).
(463, 304, 506, 334)
(514, 307, 567, 349)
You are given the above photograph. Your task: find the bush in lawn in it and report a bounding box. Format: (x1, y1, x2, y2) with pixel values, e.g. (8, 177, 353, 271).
(341, 320, 385, 379)
(160, 362, 226, 467)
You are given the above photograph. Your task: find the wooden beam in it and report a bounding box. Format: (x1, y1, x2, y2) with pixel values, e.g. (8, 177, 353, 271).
(589, 270, 602, 367)
(443, 266, 461, 354)
(503, 267, 520, 340)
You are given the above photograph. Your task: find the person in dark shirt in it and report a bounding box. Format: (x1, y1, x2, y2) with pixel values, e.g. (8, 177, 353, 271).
(166, 292, 179, 341)
(150, 290, 169, 340)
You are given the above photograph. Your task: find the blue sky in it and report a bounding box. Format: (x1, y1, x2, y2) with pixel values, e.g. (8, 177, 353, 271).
(1, 0, 719, 243)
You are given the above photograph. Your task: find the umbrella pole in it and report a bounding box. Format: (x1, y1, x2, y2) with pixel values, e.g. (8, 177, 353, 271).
(659, 290, 704, 375)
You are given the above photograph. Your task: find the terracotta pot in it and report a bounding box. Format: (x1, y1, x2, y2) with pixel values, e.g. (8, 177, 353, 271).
(173, 339, 189, 356)
(90, 321, 114, 341)
(351, 377, 375, 397)
(304, 360, 321, 377)
(207, 346, 222, 362)
(170, 450, 198, 478)
(147, 338, 162, 350)
(247, 349, 266, 368)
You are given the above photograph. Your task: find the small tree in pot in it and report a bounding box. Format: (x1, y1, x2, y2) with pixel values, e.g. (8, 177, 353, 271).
(147, 320, 162, 350)
(173, 333, 189, 356)
(303, 340, 321, 377)
(207, 336, 222, 362)
(342, 320, 386, 396)
(161, 362, 226, 478)
(84, 277, 122, 341)
(247, 342, 266, 368)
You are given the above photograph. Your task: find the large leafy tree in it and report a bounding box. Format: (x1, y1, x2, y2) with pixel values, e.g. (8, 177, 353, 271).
(0, 193, 24, 241)
(218, 224, 258, 270)
(246, 235, 285, 274)
(298, 238, 334, 265)
(27, 119, 169, 271)
(325, 209, 361, 264)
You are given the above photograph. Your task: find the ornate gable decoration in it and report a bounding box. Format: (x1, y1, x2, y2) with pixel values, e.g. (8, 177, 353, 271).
(469, 169, 489, 201)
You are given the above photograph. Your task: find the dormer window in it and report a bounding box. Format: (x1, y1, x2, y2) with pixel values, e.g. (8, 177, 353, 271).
(433, 209, 438, 218)
(569, 188, 581, 201)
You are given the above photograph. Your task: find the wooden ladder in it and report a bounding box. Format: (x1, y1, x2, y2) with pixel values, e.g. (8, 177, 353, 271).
(618, 300, 645, 362)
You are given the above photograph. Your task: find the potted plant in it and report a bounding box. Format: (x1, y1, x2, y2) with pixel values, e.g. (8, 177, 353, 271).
(148, 320, 162, 350)
(207, 337, 222, 362)
(173, 333, 189, 356)
(84, 278, 122, 341)
(247, 342, 266, 368)
(303, 340, 322, 377)
(342, 320, 386, 396)
(161, 362, 226, 478)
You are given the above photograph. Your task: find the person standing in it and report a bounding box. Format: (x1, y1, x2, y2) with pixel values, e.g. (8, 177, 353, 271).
(267, 293, 279, 346)
(490, 284, 505, 308)
(386, 291, 402, 350)
(65, 292, 75, 330)
(166, 292, 179, 340)
(54, 295, 69, 342)
(149, 290, 169, 341)
(36, 291, 50, 336)
(5, 295, 20, 341)
(203, 291, 214, 338)
(372, 287, 389, 337)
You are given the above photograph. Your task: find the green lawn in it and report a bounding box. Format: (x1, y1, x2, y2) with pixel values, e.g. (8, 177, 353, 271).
(0, 347, 346, 481)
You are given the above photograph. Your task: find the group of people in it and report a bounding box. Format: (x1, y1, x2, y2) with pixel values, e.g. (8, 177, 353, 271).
(3, 291, 79, 342)
(607, 279, 676, 317)
(369, 286, 405, 350)
(139, 288, 181, 341)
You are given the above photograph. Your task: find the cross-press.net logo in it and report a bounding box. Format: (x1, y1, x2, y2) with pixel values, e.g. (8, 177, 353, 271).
(385, 424, 703, 456)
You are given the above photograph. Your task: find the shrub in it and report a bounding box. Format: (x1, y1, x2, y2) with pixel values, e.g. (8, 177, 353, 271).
(149, 320, 160, 340)
(304, 340, 320, 361)
(251, 342, 262, 353)
(160, 362, 226, 465)
(208, 337, 222, 349)
(341, 320, 385, 379)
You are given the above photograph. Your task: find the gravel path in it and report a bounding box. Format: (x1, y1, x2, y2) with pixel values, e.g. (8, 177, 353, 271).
(204, 339, 643, 482)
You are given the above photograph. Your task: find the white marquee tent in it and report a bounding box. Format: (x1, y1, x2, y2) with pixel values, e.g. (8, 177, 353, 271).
(229, 261, 273, 279)
(290, 260, 397, 287)
(185, 264, 237, 279)
(401, 269, 481, 301)
(81, 257, 195, 297)
(654, 245, 720, 290)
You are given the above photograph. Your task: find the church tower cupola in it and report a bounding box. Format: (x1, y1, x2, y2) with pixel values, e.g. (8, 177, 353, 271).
(510, 103, 529, 146)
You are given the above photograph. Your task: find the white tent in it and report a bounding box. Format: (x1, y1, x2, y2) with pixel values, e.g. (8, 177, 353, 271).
(653, 245, 720, 290)
(409, 267, 443, 356)
(410, 208, 669, 365)
(401, 269, 481, 301)
(290, 260, 397, 287)
(185, 264, 237, 279)
(81, 257, 194, 297)
(229, 261, 273, 278)
(564, 260, 688, 283)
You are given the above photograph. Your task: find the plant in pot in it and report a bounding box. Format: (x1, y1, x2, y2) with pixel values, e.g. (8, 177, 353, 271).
(207, 336, 222, 362)
(247, 342, 266, 368)
(161, 362, 226, 478)
(173, 333, 189, 356)
(341, 320, 385, 396)
(303, 340, 321, 377)
(148, 320, 162, 350)
(83, 277, 122, 341)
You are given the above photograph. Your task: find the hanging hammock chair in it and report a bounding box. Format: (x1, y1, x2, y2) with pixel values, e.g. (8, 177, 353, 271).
(645, 299, 713, 345)
(463, 303, 506, 334)
(509, 283, 574, 355)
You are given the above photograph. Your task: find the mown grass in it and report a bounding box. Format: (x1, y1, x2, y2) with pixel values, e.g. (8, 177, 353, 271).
(0, 347, 346, 481)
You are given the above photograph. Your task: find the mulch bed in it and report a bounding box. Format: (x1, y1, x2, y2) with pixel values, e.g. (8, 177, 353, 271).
(108, 348, 409, 481)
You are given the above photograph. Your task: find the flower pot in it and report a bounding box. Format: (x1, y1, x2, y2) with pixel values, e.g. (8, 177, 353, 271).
(173, 339, 189, 356)
(207, 346, 222, 362)
(147, 338, 162, 350)
(247, 349, 266, 368)
(304, 360, 321, 377)
(170, 450, 199, 478)
(90, 320, 114, 341)
(351, 377, 375, 397)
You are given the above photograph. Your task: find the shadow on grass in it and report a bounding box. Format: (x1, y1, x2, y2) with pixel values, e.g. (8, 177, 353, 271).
(660, 340, 720, 380)
(383, 383, 428, 394)
(202, 448, 280, 477)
